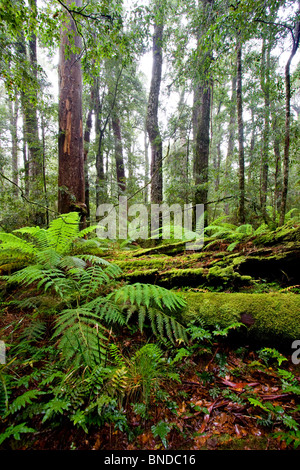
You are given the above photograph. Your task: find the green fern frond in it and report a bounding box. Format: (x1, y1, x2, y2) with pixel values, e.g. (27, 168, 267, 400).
(113, 283, 186, 311)
(0, 423, 35, 445)
(5, 266, 72, 297)
(0, 232, 37, 259)
(8, 389, 45, 415)
(90, 298, 126, 326)
(47, 212, 80, 254)
(42, 397, 71, 423)
(109, 344, 126, 368)
(105, 367, 128, 398)
(53, 306, 108, 366)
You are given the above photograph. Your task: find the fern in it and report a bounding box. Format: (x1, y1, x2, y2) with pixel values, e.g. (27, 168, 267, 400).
(0, 372, 8, 417)
(113, 283, 186, 311)
(111, 283, 187, 344)
(7, 389, 45, 415)
(53, 305, 108, 366)
(42, 397, 71, 423)
(0, 423, 35, 445)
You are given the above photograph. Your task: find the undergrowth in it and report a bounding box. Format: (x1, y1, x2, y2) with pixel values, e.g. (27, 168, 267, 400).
(0, 212, 299, 450)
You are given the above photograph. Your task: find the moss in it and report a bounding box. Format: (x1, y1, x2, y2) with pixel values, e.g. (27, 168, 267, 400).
(160, 268, 206, 287)
(253, 222, 300, 246)
(181, 292, 300, 345)
(122, 268, 160, 283)
(207, 265, 253, 287)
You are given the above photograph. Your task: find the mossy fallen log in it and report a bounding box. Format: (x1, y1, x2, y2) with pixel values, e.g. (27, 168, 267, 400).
(180, 292, 300, 346)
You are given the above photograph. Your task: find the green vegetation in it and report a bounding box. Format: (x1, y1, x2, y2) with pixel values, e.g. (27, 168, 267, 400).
(0, 0, 299, 452)
(0, 213, 299, 450)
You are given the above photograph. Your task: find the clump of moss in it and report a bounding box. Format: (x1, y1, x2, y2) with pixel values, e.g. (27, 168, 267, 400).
(253, 222, 300, 246)
(207, 265, 253, 287)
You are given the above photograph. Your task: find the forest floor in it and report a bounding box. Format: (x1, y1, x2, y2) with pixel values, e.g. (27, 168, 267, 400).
(1, 315, 299, 451)
(0, 221, 299, 451)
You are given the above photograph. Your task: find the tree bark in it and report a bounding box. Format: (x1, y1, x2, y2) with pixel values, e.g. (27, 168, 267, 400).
(112, 114, 126, 193)
(58, 0, 85, 219)
(193, 0, 213, 226)
(260, 39, 271, 223)
(224, 72, 236, 215)
(8, 97, 19, 196)
(272, 114, 281, 221)
(236, 37, 245, 224)
(83, 86, 95, 223)
(146, 11, 164, 205)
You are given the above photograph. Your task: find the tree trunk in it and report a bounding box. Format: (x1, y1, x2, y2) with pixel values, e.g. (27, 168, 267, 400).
(260, 39, 271, 223)
(146, 12, 164, 205)
(8, 97, 19, 196)
(58, 0, 85, 219)
(22, 121, 29, 198)
(83, 86, 95, 224)
(272, 114, 281, 221)
(279, 6, 300, 225)
(224, 72, 236, 215)
(193, 0, 213, 226)
(236, 37, 245, 224)
(17, 17, 44, 224)
(248, 106, 256, 185)
(144, 120, 149, 204)
(112, 114, 126, 193)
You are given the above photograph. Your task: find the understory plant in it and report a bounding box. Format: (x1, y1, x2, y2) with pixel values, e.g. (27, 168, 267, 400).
(0, 212, 188, 445)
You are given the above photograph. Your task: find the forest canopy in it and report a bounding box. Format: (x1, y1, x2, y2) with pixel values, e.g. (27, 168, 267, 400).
(0, 0, 299, 232)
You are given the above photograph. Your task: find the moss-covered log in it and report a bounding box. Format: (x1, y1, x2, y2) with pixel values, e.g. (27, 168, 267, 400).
(180, 292, 300, 346)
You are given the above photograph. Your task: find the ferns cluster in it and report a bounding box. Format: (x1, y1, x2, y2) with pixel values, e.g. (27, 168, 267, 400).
(0, 212, 189, 443)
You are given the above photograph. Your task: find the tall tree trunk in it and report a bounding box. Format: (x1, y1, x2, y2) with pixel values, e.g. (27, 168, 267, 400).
(17, 17, 44, 224)
(236, 37, 245, 224)
(8, 97, 19, 196)
(279, 5, 300, 225)
(83, 86, 95, 224)
(193, 0, 213, 226)
(144, 120, 149, 204)
(58, 0, 85, 219)
(94, 78, 106, 210)
(224, 72, 236, 215)
(146, 9, 164, 205)
(272, 114, 281, 222)
(260, 39, 271, 223)
(22, 121, 29, 197)
(112, 114, 126, 194)
(248, 106, 256, 185)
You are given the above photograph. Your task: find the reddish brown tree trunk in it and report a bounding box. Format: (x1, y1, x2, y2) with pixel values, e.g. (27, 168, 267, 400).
(58, 0, 85, 218)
